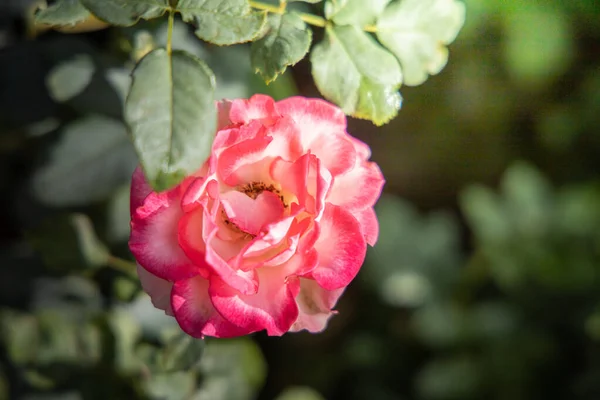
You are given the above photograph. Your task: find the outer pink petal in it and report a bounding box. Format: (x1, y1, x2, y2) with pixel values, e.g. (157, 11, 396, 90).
(290, 278, 344, 333)
(171, 276, 248, 338)
(326, 161, 385, 210)
(353, 207, 379, 246)
(137, 263, 174, 316)
(275, 97, 354, 176)
(229, 94, 279, 125)
(275, 97, 347, 147)
(349, 136, 372, 160)
(220, 191, 285, 236)
(209, 264, 300, 336)
(130, 167, 152, 214)
(129, 189, 199, 281)
(310, 205, 367, 290)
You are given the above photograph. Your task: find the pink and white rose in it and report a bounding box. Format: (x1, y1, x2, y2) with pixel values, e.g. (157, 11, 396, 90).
(130, 95, 384, 337)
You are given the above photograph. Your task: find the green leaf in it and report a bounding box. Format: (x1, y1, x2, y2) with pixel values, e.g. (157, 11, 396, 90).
(251, 12, 312, 83)
(325, 0, 390, 27)
(125, 49, 216, 192)
(289, 0, 322, 3)
(310, 25, 402, 125)
(35, 0, 91, 26)
(376, 0, 466, 86)
(31, 116, 137, 206)
(45, 54, 95, 102)
(78, 0, 169, 26)
(177, 0, 267, 45)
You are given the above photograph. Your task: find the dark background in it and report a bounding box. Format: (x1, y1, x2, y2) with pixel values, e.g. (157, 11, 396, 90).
(1, 1, 599, 399)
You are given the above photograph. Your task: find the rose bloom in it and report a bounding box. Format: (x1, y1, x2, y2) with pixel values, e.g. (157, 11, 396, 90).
(129, 95, 384, 338)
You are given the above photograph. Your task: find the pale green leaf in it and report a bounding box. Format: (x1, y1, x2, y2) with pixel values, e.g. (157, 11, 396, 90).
(177, 0, 267, 45)
(377, 0, 465, 86)
(251, 12, 312, 83)
(310, 25, 402, 125)
(325, 0, 390, 26)
(45, 54, 95, 102)
(289, 0, 322, 3)
(79, 0, 169, 26)
(35, 0, 91, 26)
(31, 116, 137, 206)
(125, 49, 216, 192)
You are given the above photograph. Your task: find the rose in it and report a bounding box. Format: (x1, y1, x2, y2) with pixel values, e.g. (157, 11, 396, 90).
(130, 95, 384, 338)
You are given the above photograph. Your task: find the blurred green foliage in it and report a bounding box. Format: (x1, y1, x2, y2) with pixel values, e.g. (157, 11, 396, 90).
(1, 0, 599, 399)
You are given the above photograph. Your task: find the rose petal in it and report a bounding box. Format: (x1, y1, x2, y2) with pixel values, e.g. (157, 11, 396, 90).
(271, 154, 332, 217)
(310, 205, 367, 290)
(137, 263, 174, 316)
(307, 133, 356, 177)
(178, 207, 257, 294)
(129, 189, 199, 281)
(275, 97, 347, 147)
(130, 167, 152, 215)
(229, 94, 279, 125)
(216, 134, 273, 187)
(210, 264, 300, 336)
(326, 161, 385, 210)
(171, 276, 247, 338)
(353, 206, 379, 246)
(220, 190, 285, 236)
(290, 278, 344, 333)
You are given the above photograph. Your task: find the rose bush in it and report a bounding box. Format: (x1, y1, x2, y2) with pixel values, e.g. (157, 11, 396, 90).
(129, 95, 384, 337)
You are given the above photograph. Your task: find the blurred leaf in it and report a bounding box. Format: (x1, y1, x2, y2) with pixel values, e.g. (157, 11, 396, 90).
(0, 367, 7, 400)
(107, 308, 142, 373)
(106, 184, 131, 243)
(21, 392, 82, 400)
(198, 338, 267, 397)
(289, 0, 321, 3)
(275, 387, 326, 400)
(105, 68, 131, 104)
(251, 12, 312, 83)
(27, 214, 109, 272)
(143, 332, 205, 373)
(376, 0, 465, 86)
(78, 0, 168, 26)
(365, 195, 462, 307)
(144, 371, 196, 400)
(1, 311, 39, 365)
(31, 276, 102, 314)
(31, 115, 137, 206)
(460, 162, 600, 291)
(416, 356, 481, 400)
(35, 0, 91, 26)
(45, 54, 95, 102)
(124, 49, 216, 192)
(177, 0, 267, 45)
(503, 4, 573, 89)
(325, 0, 390, 26)
(311, 25, 402, 125)
(412, 303, 469, 348)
